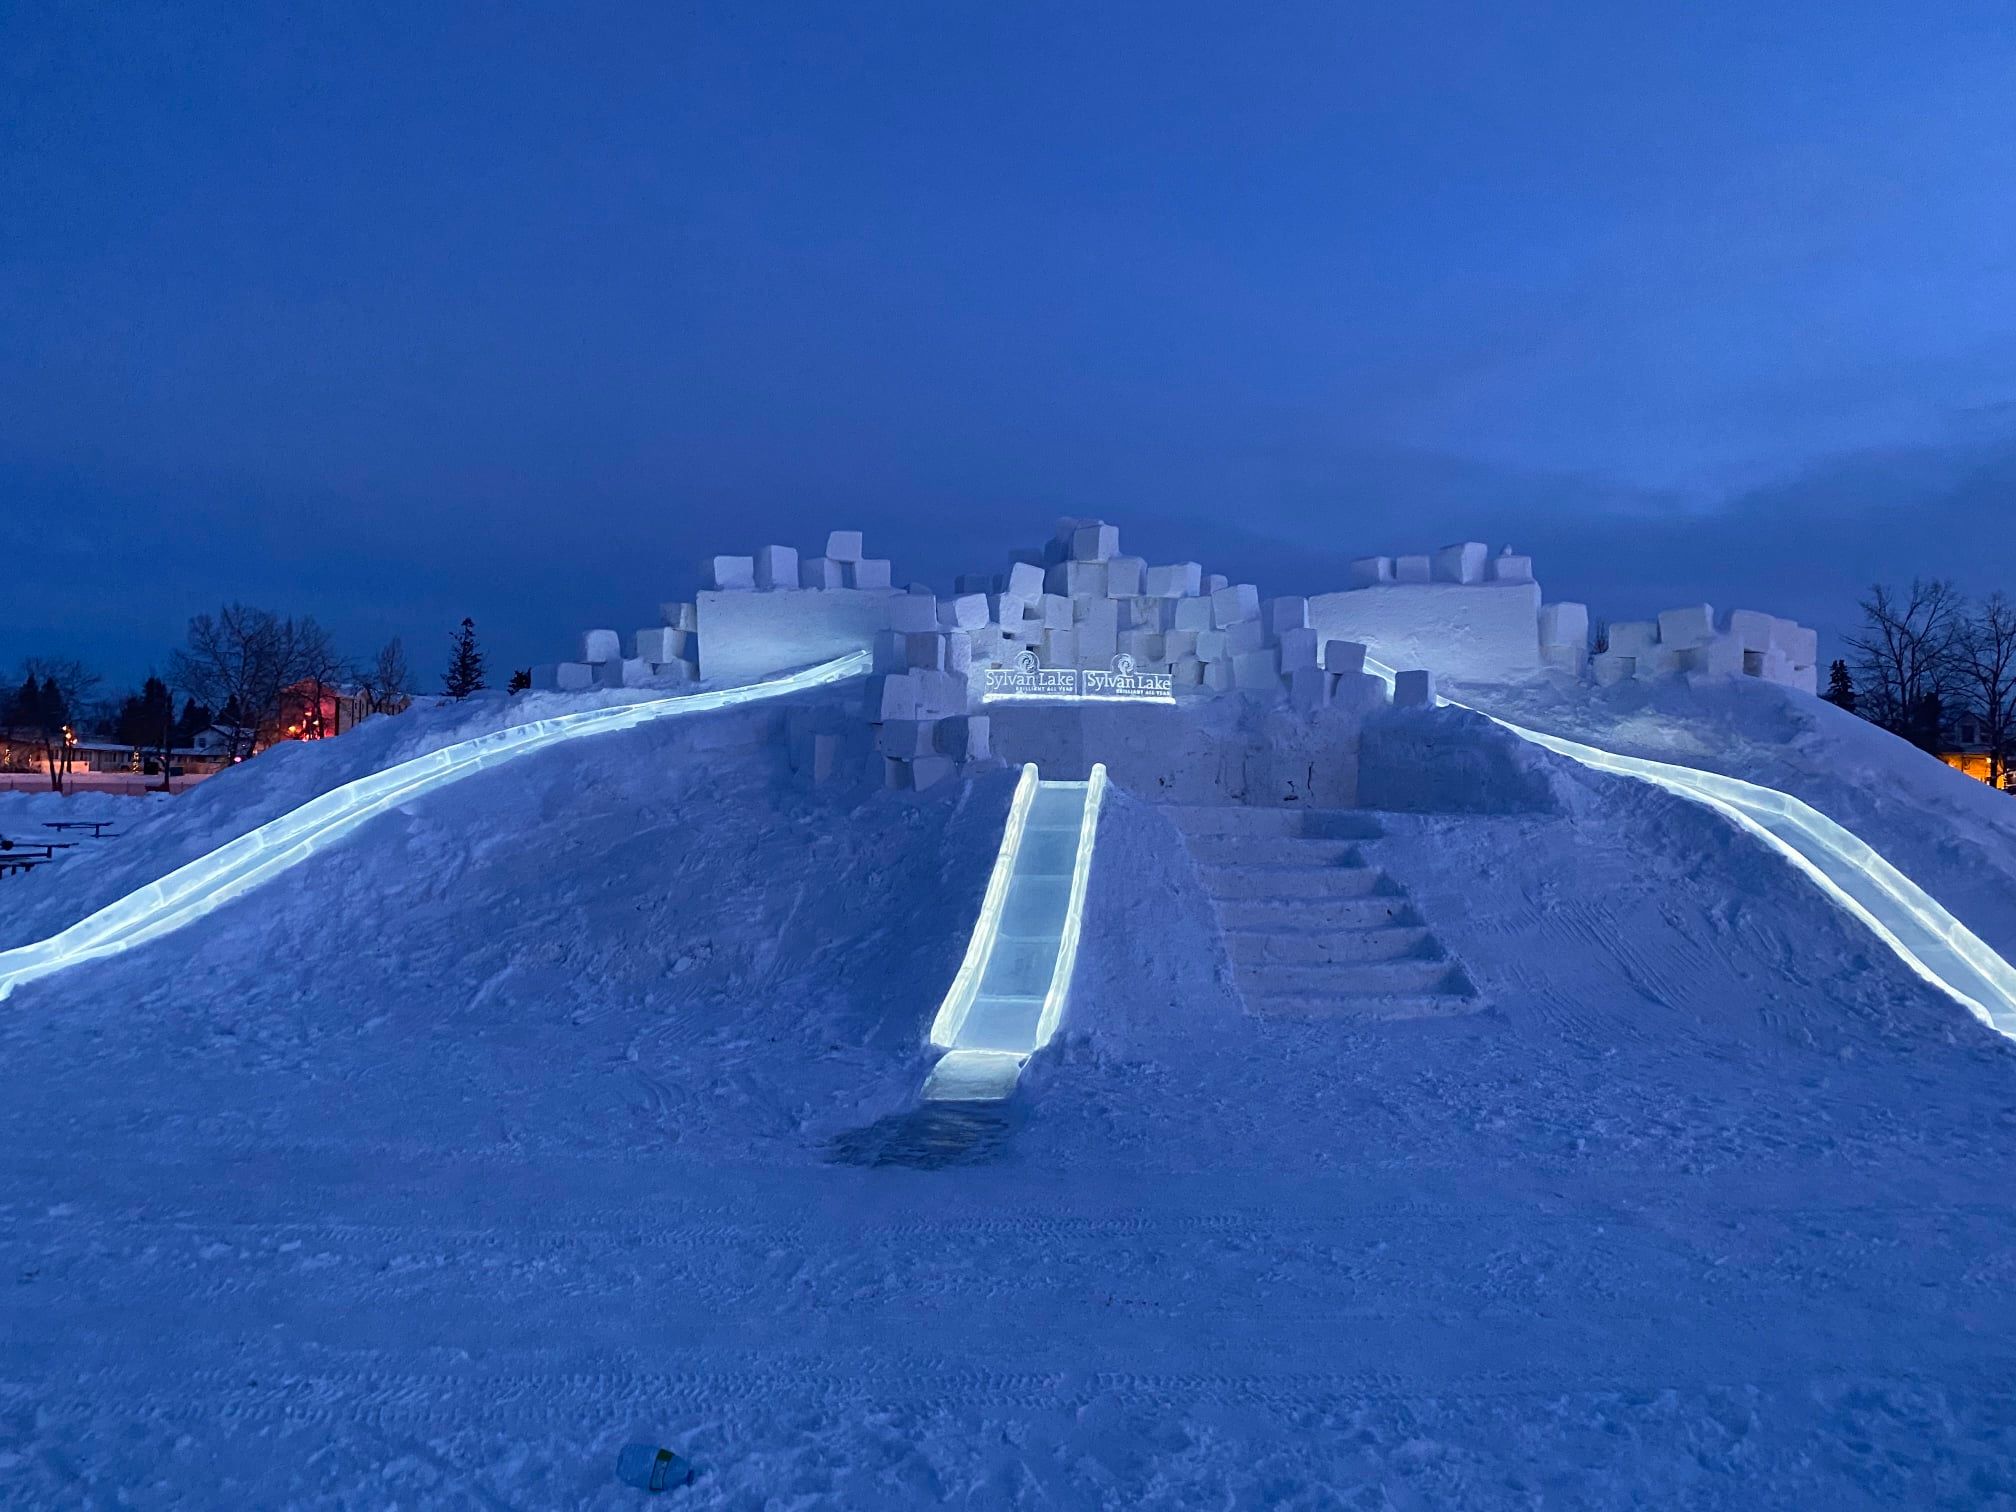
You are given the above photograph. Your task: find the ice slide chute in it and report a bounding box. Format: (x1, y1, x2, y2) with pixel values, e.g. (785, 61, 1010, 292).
(924, 763, 1109, 1101)
(0, 652, 872, 1004)
(1363, 657, 2016, 1041)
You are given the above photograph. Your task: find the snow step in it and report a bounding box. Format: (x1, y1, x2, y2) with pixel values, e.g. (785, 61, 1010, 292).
(1183, 835, 1369, 867)
(1245, 991, 1481, 1021)
(1235, 959, 1469, 997)
(1222, 925, 1438, 965)
(1198, 863, 1389, 901)
(1160, 805, 1386, 841)
(1214, 896, 1421, 932)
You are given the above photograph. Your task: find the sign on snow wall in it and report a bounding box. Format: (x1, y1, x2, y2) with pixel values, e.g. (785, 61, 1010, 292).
(983, 651, 1176, 705)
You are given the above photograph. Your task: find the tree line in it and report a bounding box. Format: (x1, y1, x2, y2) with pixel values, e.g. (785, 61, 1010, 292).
(3, 605, 496, 790)
(1826, 579, 2016, 786)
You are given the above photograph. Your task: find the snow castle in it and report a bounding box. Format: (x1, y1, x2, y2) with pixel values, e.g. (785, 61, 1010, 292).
(533, 518, 1821, 804)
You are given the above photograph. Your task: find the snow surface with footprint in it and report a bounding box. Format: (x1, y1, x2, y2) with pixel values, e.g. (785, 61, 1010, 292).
(4, 682, 2016, 1507)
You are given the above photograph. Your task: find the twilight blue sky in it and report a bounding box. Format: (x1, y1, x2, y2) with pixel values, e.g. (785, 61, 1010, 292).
(4, 2, 2015, 686)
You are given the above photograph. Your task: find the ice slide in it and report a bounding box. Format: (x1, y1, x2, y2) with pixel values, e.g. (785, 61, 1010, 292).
(1364, 658, 2016, 1041)
(0, 652, 872, 1004)
(923, 763, 1109, 1102)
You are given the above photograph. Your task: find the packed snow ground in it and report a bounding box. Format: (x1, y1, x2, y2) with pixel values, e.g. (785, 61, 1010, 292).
(4, 681, 2016, 1507)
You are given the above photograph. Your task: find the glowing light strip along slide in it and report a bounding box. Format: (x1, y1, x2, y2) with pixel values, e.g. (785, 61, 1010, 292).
(1362, 655, 2016, 1038)
(924, 763, 1108, 1101)
(0, 652, 871, 1003)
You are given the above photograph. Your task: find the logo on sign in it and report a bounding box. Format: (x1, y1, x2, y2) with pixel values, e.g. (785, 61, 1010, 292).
(984, 652, 1175, 704)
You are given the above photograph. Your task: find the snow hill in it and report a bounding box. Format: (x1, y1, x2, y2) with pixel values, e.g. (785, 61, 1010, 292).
(4, 678, 2016, 1507)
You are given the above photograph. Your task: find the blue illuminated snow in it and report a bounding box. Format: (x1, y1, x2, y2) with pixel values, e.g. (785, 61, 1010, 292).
(0, 652, 870, 1004)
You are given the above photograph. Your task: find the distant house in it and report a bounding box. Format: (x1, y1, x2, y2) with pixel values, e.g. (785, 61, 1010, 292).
(269, 680, 371, 746)
(1939, 713, 2011, 790)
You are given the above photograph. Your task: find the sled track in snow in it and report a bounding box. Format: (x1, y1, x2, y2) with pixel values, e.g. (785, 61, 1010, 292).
(0, 653, 870, 1004)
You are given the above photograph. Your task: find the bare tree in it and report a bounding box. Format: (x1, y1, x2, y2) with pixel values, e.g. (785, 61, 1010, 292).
(1845, 579, 1964, 748)
(7, 658, 101, 790)
(1957, 592, 2016, 788)
(168, 604, 339, 759)
(356, 637, 411, 716)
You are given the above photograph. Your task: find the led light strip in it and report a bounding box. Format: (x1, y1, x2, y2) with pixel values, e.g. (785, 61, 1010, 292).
(1032, 763, 1108, 1051)
(0, 652, 871, 1003)
(927, 763, 1041, 1048)
(1362, 655, 2016, 1037)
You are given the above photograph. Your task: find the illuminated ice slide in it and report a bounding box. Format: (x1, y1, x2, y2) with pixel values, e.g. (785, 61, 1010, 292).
(0, 652, 872, 1004)
(1363, 656, 2016, 1039)
(923, 763, 1109, 1101)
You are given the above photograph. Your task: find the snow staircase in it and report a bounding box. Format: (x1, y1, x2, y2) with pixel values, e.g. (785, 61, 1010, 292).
(1167, 805, 1478, 1019)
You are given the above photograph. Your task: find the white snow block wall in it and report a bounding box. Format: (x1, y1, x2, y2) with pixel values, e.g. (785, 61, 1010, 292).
(696, 588, 898, 684)
(1590, 604, 1820, 695)
(1307, 572, 1543, 684)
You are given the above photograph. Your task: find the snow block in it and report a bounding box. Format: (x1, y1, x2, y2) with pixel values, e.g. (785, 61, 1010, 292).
(1203, 659, 1235, 692)
(905, 632, 946, 671)
(798, 557, 844, 589)
(1039, 594, 1073, 630)
(1538, 601, 1589, 649)
(1332, 670, 1390, 713)
(1264, 596, 1309, 636)
(1489, 551, 1534, 584)
(1233, 647, 1281, 690)
(1591, 652, 1634, 686)
(1606, 620, 1658, 656)
(1173, 597, 1214, 632)
(1071, 522, 1120, 561)
(873, 630, 910, 674)
(754, 544, 799, 590)
(1041, 627, 1077, 666)
(914, 669, 968, 718)
(1211, 583, 1261, 628)
(1164, 628, 1200, 661)
(845, 559, 893, 590)
(1171, 657, 1204, 686)
(1657, 604, 1715, 650)
(1308, 581, 1543, 683)
(580, 628, 621, 663)
(1774, 619, 1818, 669)
(1323, 639, 1368, 674)
(911, 755, 955, 791)
(1078, 618, 1119, 666)
(1204, 573, 1229, 595)
(555, 661, 595, 692)
(1394, 669, 1436, 707)
(1288, 665, 1330, 711)
(825, 530, 865, 563)
(1683, 634, 1745, 677)
(1393, 555, 1432, 584)
(1076, 596, 1121, 635)
(1145, 562, 1203, 597)
(936, 714, 991, 761)
(633, 627, 680, 662)
(1195, 629, 1229, 663)
(1105, 556, 1145, 597)
(1725, 608, 1776, 653)
(1636, 646, 1685, 678)
(868, 674, 920, 721)
(1006, 561, 1046, 599)
(944, 593, 989, 631)
(1048, 560, 1108, 598)
(1349, 556, 1395, 588)
(1225, 618, 1266, 655)
(877, 720, 936, 759)
(706, 555, 756, 592)
(888, 594, 939, 633)
(1433, 542, 1489, 585)
(1277, 626, 1320, 671)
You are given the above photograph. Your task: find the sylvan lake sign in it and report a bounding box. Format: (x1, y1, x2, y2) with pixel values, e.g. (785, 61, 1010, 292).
(983, 652, 1176, 704)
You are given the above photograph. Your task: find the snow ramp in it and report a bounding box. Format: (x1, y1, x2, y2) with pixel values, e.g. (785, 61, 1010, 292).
(923, 763, 1108, 1102)
(0, 653, 870, 1004)
(1362, 656, 2016, 1041)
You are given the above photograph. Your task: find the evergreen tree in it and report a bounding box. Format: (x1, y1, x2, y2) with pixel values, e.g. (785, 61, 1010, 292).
(114, 676, 176, 749)
(506, 667, 532, 694)
(5, 675, 39, 731)
(174, 698, 212, 746)
(442, 617, 486, 698)
(1821, 659, 1857, 714)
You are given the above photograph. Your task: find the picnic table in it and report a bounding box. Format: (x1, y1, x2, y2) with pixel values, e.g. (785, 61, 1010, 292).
(0, 853, 48, 877)
(44, 820, 115, 838)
